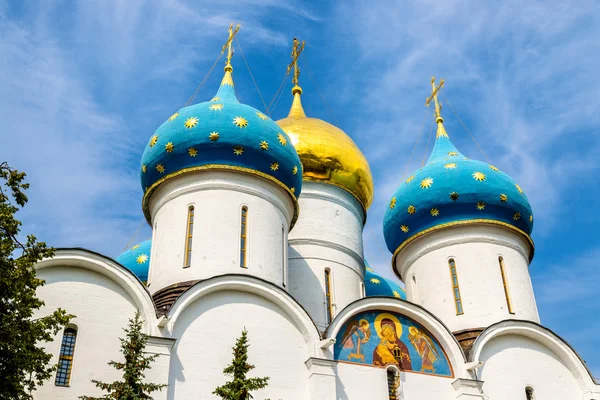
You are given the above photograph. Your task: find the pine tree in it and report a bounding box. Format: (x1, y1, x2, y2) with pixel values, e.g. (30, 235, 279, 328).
(0, 162, 74, 400)
(79, 311, 166, 400)
(213, 328, 269, 400)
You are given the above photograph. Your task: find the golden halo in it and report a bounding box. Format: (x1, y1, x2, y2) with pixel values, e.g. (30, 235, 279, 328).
(408, 326, 418, 336)
(374, 313, 402, 339)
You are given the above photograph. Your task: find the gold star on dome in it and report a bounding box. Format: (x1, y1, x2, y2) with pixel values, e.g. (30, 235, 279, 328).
(473, 171, 486, 181)
(141, 165, 146, 173)
(393, 290, 401, 298)
(366, 267, 374, 272)
(256, 112, 269, 120)
(450, 192, 459, 201)
(290, 187, 295, 194)
(184, 117, 198, 129)
(168, 112, 179, 121)
(209, 104, 224, 111)
(420, 177, 433, 189)
(233, 116, 248, 128)
(188, 147, 198, 157)
(476, 201, 485, 210)
(233, 146, 244, 156)
(278, 133, 287, 146)
(430, 208, 439, 216)
(445, 163, 457, 169)
(500, 193, 508, 202)
(136, 254, 148, 264)
(513, 212, 521, 221)
(260, 141, 269, 150)
(131, 244, 140, 250)
(156, 164, 165, 173)
(149, 135, 158, 147)
(292, 166, 298, 175)
(401, 225, 409, 233)
(165, 142, 174, 153)
(529, 214, 533, 222)
(515, 184, 523, 194)
(210, 97, 220, 102)
(209, 132, 219, 141)
(489, 165, 499, 171)
(448, 152, 459, 156)
(407, 205, 416, 215)
(389, 197, 397, 209)
(270, 162, 279, 171)
(405, 175, 415, 183)
(370, 278, 380, 284)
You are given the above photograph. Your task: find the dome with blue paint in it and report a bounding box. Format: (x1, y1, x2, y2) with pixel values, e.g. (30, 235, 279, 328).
(364, 261, 407, 300)
(384, 114, 534, 264)
(116, 239, 152, 283)
(140, 64, 303, 225)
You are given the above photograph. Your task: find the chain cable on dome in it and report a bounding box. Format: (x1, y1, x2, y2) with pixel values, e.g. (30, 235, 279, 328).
(268, 68, 291, 112)
(270, 73, 290, 113)
(422, 113, 435, 166)
(442, 93, 491, 164)
(184, 52, 223, 107)
(122, 220, 145, 251)
(303, 63, 343, 129)
(234, 37, 272, 118)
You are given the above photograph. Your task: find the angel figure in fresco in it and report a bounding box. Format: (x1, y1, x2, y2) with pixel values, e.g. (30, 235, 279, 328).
(373, 316, 412, 370)
(341, 319, 372, 362)
(408, 326, 440, 373)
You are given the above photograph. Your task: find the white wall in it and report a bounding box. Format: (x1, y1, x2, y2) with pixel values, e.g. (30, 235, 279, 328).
(478, 334, 583, 399)
(34, 266, 169, 399)
(148, 171, 294, 293)
(167, 290, 310, 400)
(289, 182, 365, 330)
(336, 362, 456, 400)
(396, 225, 538, 333)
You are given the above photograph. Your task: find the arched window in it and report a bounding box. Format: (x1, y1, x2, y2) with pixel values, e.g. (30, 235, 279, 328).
(240, 206, 248, 268)
(448, 259, 464, 315)
(184, 206, 194, 268)
(325, 269, 334, 323)
(360, 282, 366, 298)
(387, 367, 400, 400)
(55, 326, 78, 386)
(525, 386, 535, 400)
(499, 257, 514, 314)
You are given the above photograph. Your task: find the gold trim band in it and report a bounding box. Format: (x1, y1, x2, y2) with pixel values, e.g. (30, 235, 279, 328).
(142, 164, 299, 228)
(391, 219, 535, 276)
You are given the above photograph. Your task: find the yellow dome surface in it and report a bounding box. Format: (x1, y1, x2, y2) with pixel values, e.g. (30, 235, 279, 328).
(276, 89, 374, 211)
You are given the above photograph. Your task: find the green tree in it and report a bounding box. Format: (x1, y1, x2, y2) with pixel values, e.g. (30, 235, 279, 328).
(213, 328, 269, 400)
(80, 310, 166, 399)
(0, 162, 73, 400)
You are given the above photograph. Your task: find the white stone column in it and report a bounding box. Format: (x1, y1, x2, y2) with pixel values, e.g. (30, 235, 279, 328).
(305, 358, 337, 400)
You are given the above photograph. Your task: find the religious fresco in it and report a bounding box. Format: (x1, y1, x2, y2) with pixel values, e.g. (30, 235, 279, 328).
(334, 311, 452, 377)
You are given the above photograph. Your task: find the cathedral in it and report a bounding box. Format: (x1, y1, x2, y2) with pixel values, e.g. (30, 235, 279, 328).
(33, 27, 599, 400)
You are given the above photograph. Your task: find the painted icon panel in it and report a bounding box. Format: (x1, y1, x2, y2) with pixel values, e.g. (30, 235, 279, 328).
(334, 311, 452, 377)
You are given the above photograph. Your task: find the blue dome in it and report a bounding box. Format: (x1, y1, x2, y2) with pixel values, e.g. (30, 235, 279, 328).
(116, 239, 152, 283)
(384, 121, 534, 264)
(364, 261, 407, 300)
(140, 68, 303, 225)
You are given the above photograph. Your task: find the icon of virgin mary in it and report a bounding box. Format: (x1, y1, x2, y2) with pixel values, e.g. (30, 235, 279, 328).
(372, 314, 412, 371)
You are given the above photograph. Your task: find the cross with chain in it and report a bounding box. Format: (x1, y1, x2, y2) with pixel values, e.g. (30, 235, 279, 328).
(286, 38, 305, 86)
(221, 24, 241, 68)
(425, 76, 445, 122)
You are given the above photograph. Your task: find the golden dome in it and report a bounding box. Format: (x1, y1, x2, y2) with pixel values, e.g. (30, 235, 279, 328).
(276, 86, 374, 211)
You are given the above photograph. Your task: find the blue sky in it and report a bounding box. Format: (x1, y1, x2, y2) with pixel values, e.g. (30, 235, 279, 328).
(1, 0, 599, 377)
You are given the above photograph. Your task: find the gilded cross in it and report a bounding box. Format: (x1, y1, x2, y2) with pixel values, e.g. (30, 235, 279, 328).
(286, 38, 305, 86)
(425, 76, 445, 122)
(221, 24, 241, 68)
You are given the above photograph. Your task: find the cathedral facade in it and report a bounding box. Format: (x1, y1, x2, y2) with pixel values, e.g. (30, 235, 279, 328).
(33, 32, 599, 400)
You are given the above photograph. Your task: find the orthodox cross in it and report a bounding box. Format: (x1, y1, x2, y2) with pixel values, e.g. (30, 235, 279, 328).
(286, 37, 306, 86)
(425, 76, 445, 122)
(221, 24, 241, 68)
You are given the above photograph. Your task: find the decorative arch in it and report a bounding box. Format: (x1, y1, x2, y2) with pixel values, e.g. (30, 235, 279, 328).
(327, 297, 468, 379)
(35, 248, 158, 334)
(166, 274, 322, 356)
(471, 320, 597, 389)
